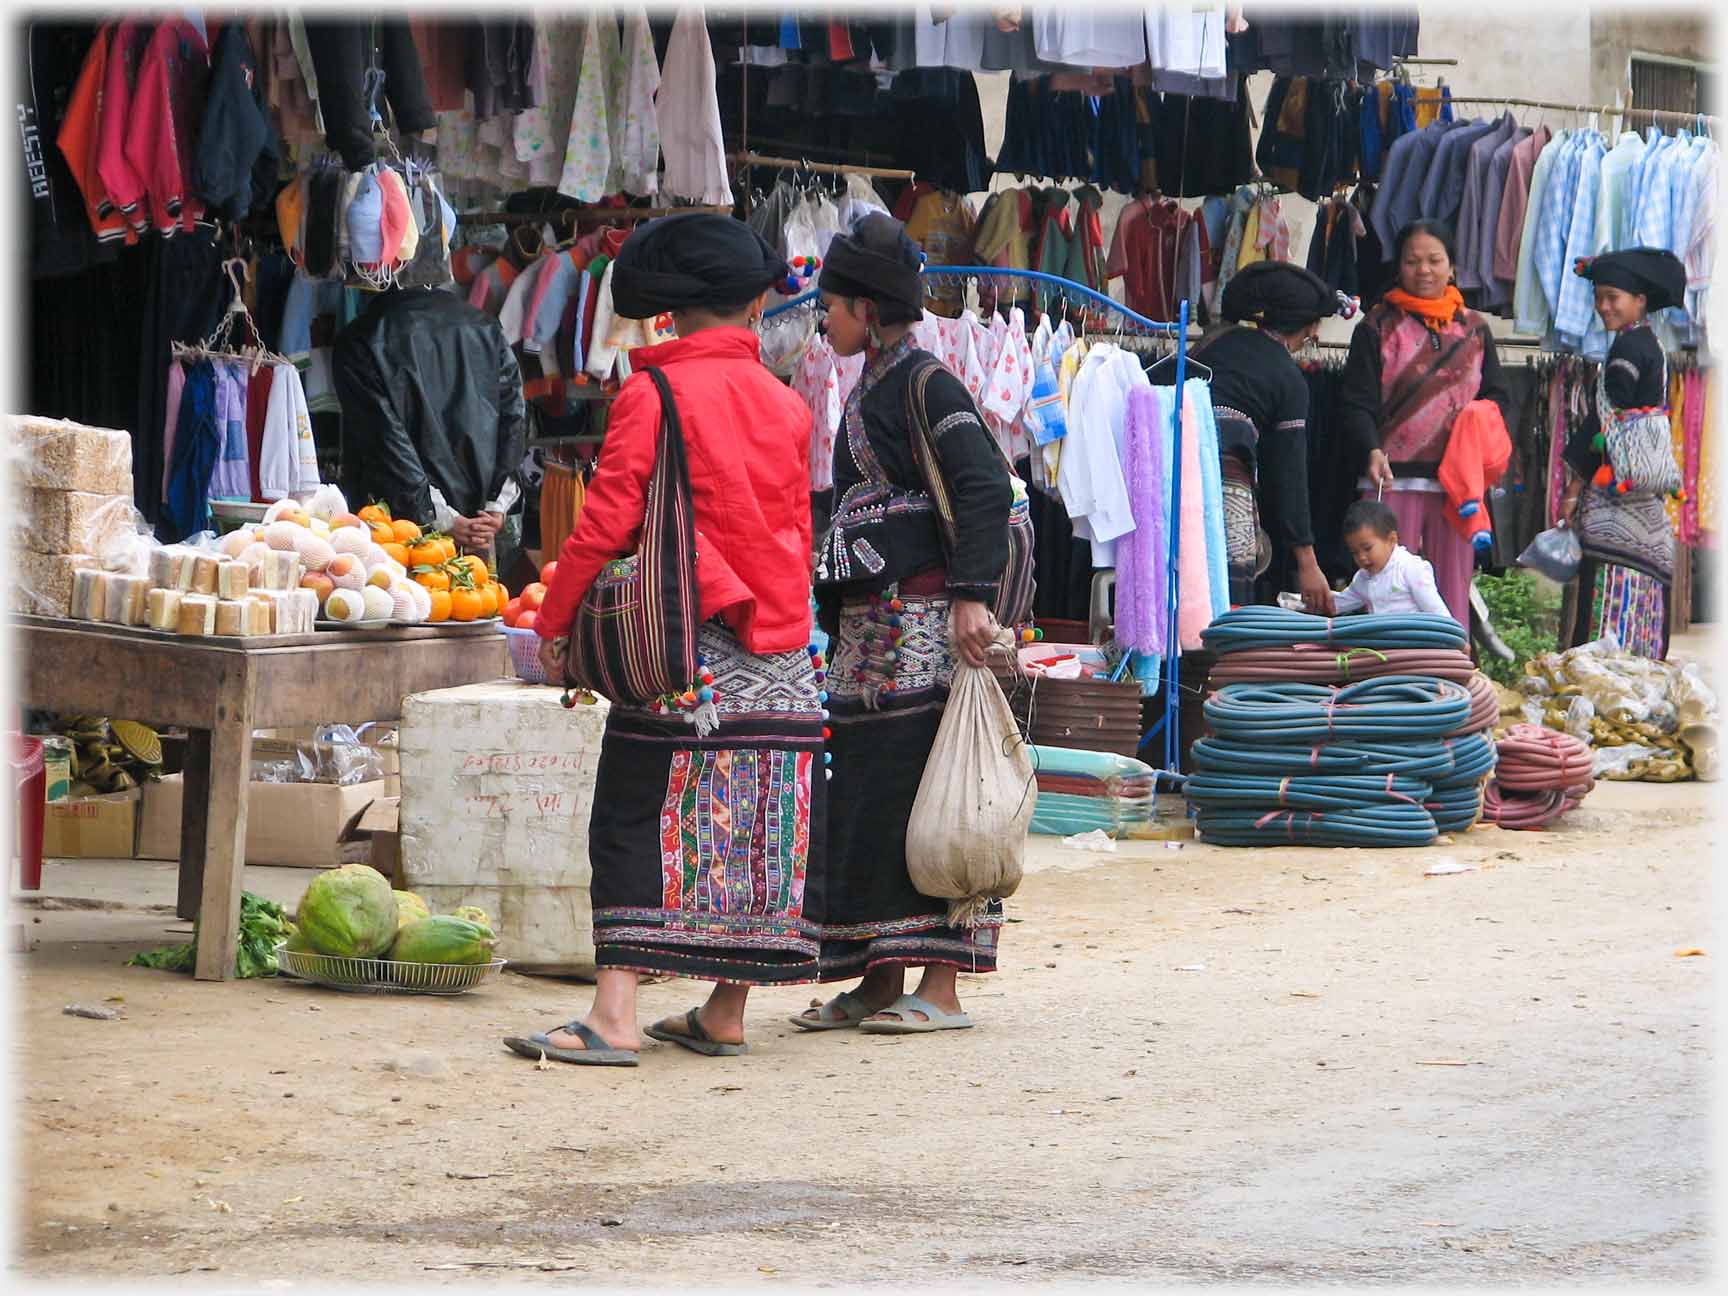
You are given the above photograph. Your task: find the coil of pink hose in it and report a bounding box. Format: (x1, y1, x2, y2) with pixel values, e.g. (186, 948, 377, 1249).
(1485, 723, 1595, 829)
(1445, 672, 1501, 737)
(1205, 646, 1478, 687)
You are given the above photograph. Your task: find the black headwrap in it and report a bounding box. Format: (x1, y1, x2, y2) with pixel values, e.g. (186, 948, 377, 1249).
(818, 213, 925, 326)
(1221, 261, 1342, 332)
(611, 214, 789, 318)
(1575, 248, 1687, 312)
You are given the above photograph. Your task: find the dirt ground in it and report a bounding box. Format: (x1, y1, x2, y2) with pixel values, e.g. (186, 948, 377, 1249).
(7, 751, 1716, 1287)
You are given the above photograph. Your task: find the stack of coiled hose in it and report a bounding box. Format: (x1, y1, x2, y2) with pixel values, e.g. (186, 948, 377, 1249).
(1188, 610, 1497, 846)
(1484, 724, 1595, 830)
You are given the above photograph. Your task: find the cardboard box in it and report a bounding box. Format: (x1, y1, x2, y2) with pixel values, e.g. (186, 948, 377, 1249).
(137, 774, 389, 869)
(43, 789, 140, 859)
(252, 726, 400, 795)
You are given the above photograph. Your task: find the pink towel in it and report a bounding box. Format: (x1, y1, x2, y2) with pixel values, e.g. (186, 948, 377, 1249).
(1177, 389, 1214, 650)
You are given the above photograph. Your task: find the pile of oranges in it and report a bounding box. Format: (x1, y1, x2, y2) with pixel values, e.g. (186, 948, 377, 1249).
(360, 504, 508, 624)
(502, 561, 559, 632)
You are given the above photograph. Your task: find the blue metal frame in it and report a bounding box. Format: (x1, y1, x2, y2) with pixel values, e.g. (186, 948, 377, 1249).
(765, 264, 1194, 778)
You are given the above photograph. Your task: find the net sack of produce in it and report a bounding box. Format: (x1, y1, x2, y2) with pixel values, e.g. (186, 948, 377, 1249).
(905, 652, 1035, 927)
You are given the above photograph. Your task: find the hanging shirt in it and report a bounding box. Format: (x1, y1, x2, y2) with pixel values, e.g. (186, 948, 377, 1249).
(615, 7, 661, 196)
(1493, 125, 1552, 288)
(980, 306, 1035, 462)
(1033, 12, 1146, 69)
(208, 361, 251, 500)
(260, 361, 319, 500)
(1594, 131, 1647, 255)
(1059, 343, 1148, 566)
(1144, 7, 1227, 78)
(1530, 130, 1588, 330)
(1513, 127, 1570, 336)
(658, 6, 733, 206)
(903, 189, 976, 318)
(1552, 133, 1607, 347)
(1106, 196, 1180, 321)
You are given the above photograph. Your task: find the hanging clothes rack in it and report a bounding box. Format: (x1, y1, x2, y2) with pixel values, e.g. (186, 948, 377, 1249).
(767, 265, 1197, 776)
(455, 205, 733, 228)
(1444, 96, 1718, 124)
(729, 152, 917, 180)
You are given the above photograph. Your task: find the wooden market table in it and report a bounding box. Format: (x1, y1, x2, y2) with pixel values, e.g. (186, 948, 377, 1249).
(14, 615, 511, 981)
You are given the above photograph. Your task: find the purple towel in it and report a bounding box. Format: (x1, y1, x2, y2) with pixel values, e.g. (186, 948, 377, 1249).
(208, 361, 252, 501)
(1113, 386, 1168, 655)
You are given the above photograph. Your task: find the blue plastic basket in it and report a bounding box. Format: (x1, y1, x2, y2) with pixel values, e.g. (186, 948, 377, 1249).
(504, 626, 552, 685)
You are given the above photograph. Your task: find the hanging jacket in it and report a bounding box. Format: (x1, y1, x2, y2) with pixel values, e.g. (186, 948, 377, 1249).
(54, 22, 134, 246)
(94, 18, 152, 239)
(333, 288, 528, 526)
(124, 18, 212, 236)
(195, 23, 278, 220)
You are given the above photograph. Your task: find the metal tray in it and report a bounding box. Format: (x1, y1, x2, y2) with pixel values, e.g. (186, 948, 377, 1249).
(276, 945, 507, 995)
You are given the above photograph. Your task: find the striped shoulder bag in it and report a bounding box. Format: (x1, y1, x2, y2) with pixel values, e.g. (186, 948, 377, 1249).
(563, 367, 702, 707)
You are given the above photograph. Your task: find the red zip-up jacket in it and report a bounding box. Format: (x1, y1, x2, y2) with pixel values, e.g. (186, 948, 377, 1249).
(121, 18, 210, 237)
(536, 328, 815, 656)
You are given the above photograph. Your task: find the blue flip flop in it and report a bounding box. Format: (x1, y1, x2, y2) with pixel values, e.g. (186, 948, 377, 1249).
(502, 1021, 639, 1067)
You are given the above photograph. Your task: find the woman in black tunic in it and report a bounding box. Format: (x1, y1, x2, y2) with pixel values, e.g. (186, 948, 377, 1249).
(1187, 261, 1350, 609)
(1558, 248, 1686, 659)
(793, 214, 1013, 1035)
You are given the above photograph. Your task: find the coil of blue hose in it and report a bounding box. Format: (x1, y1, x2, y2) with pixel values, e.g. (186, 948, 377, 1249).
(1190, 735, 1493, 782)
(1195, 804, 1439, 847)
(1427, 732, 1498, 789)
(1183, 772, 1434, 811)
(1425, 782, 1487, 832)
(1203, 676, 1471, 743)
(1201, 607, 1467, 655)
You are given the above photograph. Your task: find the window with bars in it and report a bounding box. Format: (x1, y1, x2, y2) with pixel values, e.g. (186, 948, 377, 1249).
(1628, 56, 1715, 129)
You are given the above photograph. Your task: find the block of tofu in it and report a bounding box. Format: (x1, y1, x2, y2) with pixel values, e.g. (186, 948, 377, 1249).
(9, 416, 133, 494)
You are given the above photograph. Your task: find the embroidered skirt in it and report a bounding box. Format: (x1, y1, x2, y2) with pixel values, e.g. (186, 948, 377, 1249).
(1573, 559, 1670, 660)
(1219, 447, 1269, 606)
(818, 585, 1002, 981)
(588, 621, 825, 985)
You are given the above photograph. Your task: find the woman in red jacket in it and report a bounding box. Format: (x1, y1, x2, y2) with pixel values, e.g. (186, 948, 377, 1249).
(505, 215, 822, 1067)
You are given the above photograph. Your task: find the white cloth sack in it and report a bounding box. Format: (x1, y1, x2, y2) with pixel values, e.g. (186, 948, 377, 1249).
(905, 650, 1034, 927)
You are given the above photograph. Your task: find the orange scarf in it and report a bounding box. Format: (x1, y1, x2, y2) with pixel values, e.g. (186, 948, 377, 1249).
(1383, 285, 1466, 332)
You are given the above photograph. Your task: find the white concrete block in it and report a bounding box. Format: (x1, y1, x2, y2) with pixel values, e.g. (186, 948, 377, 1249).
(399, 680, 610, 976)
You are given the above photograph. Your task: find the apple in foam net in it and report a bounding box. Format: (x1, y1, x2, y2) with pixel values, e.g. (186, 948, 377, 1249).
(326, 553, 366, 590)
(300, 572, 336, 608)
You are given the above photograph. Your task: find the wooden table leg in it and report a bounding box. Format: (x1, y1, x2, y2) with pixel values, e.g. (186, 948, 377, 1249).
(193, 721, 253, 982)
(176, 729, 212, 922)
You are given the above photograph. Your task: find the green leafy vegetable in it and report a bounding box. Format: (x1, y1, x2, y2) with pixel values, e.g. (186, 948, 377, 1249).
(128, 891, 293, 979)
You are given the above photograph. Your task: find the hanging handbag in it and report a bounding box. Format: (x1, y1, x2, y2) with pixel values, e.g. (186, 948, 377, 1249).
(562, 368, 702, 707)
(1595, 359, 1681, 497)
(906, 359, 1037, 629)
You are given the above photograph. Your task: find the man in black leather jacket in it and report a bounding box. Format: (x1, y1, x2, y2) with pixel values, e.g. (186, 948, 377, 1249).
(334, 287, 528, 556)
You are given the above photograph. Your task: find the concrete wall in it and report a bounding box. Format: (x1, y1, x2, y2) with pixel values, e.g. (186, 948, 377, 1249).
(1590, 9, 1714, 108)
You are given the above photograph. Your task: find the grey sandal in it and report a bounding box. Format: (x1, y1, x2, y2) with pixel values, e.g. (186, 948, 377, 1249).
(644, 1007, 748, 1056)
(502, 1021, 639, 1067)
(857, 993, 973, 1034)
(788, 990, 873, 1032)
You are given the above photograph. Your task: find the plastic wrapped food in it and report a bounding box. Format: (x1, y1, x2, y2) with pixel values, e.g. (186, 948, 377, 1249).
(8, 416, 133, 494)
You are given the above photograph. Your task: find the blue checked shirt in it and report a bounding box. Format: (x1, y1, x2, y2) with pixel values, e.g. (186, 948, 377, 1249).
(1513, 128, 1569, 335)
(1632, 134, 1678, 249)
(1552, 134, 1606, 348)
(1619, 127, 1664, 247)
(1532, 131, 1585, 323)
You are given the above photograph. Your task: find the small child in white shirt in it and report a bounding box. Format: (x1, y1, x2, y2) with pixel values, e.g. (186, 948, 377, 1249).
(1331, 501, 1458, 621)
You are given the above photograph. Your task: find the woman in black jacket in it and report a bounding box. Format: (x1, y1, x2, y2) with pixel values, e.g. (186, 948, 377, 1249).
(1188, 261, 1349, 609)
(795, 214, 1012, 1036)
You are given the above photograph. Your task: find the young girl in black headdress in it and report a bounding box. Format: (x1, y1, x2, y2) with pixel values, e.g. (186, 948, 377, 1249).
(1558, 247, 1688, 659)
